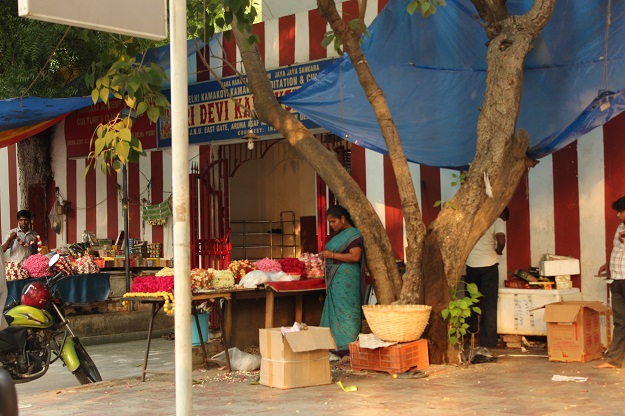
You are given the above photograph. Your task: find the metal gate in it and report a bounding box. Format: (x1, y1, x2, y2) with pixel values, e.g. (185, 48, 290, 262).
(189, 159, 231, 269)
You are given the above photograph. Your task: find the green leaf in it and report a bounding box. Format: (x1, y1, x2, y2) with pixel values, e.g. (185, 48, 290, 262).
(433, 200, 442, 207)
(472, 306, 482, 315)
(94, 137, 105, 155)
(421, 1, 431, 14)
(147, 106, 160, 123)
(466, 282, 479, 296)
(461, 309, 471, 318)
(448, 327, 456, 336)
(449, 336, 458, 346)
(321, 33, 334, 49)
(91, 89, 99, 104)
(136, 101, 148, 116)
(119, 128, 132, 142)
(407, 0, 419, 15)
(115, 141, 131, 163)
(84, 164, 91, 177)
(112, 160, 122, 172)
(99, 87, 110, 104)
(451, 182, 457, 187)
(441, 309, 449, 320)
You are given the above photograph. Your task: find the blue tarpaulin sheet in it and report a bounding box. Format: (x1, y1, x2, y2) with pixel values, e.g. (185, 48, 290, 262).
(281, 0, 625, 168)
(0, 39, 203, 134)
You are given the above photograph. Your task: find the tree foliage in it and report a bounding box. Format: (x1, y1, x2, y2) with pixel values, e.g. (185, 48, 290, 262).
(0, 0, 114, 99)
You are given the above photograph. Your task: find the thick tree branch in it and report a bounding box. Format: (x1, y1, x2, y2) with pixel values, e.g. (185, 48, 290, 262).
(317, 0, 426, 303)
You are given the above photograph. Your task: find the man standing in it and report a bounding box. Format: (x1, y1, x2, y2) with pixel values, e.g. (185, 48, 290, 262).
(595, 196, 625, 369)
(2, 210, 41, 264)
(465, 208, 508, 348)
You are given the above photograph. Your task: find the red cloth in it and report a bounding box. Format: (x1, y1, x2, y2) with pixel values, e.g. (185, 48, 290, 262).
(265, 279, 326, 292)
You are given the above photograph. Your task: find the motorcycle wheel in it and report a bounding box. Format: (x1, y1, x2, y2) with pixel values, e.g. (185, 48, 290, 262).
(72, 339, 102, 384)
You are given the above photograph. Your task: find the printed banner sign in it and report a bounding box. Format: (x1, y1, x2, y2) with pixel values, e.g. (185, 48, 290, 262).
(64, 99, 158, 159)
(157, 58, 333, 147)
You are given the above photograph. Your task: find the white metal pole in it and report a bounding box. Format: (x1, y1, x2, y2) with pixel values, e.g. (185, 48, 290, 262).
(169, 0, 191, 414)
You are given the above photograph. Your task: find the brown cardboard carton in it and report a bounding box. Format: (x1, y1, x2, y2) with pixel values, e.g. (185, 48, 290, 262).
(259, 326, 337, 389)
(543, 301, 612, 362)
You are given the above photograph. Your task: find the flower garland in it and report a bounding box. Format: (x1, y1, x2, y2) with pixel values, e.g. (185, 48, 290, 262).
(227, 260, 255, 283)
(16, 234, 42, 252)
(122, 291, 175, 315)
(299, 253, 325, 278)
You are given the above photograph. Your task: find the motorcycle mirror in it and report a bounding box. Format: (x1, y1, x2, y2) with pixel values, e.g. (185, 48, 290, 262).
(48, 253, 60, 269)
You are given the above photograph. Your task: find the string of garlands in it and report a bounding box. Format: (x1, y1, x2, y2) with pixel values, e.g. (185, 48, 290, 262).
(17, 235, 42, 252)
(122, 291, 175, 315)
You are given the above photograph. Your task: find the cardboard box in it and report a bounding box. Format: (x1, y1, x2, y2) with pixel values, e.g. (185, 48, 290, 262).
(259, 326, 337, 389)
(539, 258, 580, 276)
(543, 301, 612, 362)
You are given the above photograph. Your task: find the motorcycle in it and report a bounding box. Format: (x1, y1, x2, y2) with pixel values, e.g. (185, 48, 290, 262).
(0, 253, 102, 384)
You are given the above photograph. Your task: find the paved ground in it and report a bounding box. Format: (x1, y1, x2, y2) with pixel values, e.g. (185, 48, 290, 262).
(12, 338, 625, 416)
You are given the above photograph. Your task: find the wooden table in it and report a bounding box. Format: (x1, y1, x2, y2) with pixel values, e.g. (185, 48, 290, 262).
(124, 291, 233, 381)
(262, 280, 326, 328)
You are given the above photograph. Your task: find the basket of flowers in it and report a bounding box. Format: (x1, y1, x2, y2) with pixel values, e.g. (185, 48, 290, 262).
(362, 304, 432, 342)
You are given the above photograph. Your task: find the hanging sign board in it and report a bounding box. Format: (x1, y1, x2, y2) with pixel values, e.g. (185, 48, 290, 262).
(18, 0, 168, 40)
(157, 58, 334, 148)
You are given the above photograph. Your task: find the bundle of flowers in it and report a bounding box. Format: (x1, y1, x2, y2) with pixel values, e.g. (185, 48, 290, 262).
(130, 275, 174, 293)
(227, 259, 255, 283)
(122, 291, 175, 315)
(279, 257, 306, 276)
(22, 254, 53, 278)
(155, 267, 175, 276)
(254, 257, 282, 273)
(5, 262, 28, 281)
(299, 253, 325, 279)
(73, 255, 100, 274)
(209, 269, 235, 289)
(53, 256, 74, 276)
(191, 268, 212, 291)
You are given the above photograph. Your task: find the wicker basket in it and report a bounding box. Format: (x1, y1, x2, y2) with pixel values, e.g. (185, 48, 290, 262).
(362, 304, 432, 342)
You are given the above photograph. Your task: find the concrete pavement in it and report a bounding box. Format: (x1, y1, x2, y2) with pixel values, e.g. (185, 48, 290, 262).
(13, 338, 625, 416)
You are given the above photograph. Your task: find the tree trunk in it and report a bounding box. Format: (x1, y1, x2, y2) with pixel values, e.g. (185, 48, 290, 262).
(16, 131, 53, 245)
(422, 0, 556, 362)
(230, 21, 401, 304)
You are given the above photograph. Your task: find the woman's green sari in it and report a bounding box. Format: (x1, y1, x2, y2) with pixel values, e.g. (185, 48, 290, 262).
(320, 227, 364, 351)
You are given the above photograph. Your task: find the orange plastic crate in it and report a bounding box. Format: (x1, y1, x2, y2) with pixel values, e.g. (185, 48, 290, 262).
(349, 338, 429, 374)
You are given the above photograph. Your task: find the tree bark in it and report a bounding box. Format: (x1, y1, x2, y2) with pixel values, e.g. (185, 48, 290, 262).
(16, 131, 53, 244)
(230, 20, 401, 304)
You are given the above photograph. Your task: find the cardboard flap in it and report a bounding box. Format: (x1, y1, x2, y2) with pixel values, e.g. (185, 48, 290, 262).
(544, 304, 582, 323)
(544, 301, 612, 323)
(284, 327, 337, 352)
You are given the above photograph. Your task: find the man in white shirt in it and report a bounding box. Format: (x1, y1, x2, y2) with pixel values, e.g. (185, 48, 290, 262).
(2, 210, 41, 264)
(595, 196, 625, 368)
(465, 208, 508, 348)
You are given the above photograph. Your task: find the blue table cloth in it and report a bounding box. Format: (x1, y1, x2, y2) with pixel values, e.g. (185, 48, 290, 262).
(5, 273, 111, 306)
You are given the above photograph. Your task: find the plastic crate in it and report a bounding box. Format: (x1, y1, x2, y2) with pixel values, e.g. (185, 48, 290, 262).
(349, 338, 429, 374)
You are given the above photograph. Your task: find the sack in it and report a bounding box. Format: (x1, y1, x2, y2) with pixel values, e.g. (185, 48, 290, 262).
(210, 347, 261, 371)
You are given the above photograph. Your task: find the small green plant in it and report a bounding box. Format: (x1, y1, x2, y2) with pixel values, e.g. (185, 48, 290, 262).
(441, 282, 482, 346)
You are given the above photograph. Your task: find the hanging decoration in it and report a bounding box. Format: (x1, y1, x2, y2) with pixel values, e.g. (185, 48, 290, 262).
(141, 198, 172, 226)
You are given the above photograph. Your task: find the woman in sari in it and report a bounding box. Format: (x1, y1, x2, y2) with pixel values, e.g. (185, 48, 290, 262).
(319, 205, 365, 354)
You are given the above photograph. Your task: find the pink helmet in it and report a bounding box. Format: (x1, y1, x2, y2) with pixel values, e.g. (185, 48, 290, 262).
(21, 281, 52, 309)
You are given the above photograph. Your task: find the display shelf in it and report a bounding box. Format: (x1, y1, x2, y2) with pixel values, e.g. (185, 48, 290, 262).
(230, 211, 299, 260)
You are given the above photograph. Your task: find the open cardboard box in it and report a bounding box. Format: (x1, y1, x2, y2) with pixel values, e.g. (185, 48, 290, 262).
(259, 326, 337, 389)
(543, 301, 612, 362)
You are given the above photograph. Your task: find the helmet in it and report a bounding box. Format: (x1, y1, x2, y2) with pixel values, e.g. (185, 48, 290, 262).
(21, 281, 52, 309)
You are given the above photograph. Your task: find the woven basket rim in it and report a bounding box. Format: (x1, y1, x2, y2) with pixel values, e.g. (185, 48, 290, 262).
(362, 304, 432, 310)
